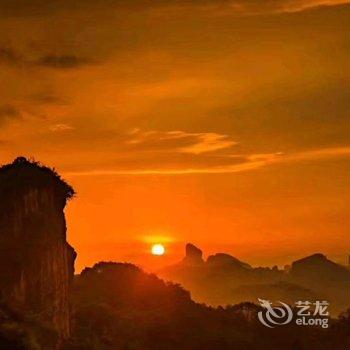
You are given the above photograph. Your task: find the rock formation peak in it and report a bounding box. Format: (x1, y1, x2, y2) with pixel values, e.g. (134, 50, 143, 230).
(183, 243, 204, 265)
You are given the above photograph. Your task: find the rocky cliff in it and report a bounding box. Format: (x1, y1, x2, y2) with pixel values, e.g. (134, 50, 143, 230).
(183, 243, 204, 265)
(0, 157, 76, 346)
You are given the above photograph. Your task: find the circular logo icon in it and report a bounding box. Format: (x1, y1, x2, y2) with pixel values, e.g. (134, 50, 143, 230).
(258, 298, 293, 328)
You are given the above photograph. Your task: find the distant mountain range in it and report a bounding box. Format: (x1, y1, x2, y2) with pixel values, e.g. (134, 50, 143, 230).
(159, 244, 350, 316)
(69, 261, 350, 350)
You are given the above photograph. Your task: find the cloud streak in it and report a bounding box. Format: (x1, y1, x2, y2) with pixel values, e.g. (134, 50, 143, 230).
(0, 47, 92, 70)
(127, 129, 237, 155)
(218, 0, 350, 14)
(280, 0, 350, 13)
(0, 0, 349, 17)
(37, 55, 92, 69)
(64, 146, 350, 177)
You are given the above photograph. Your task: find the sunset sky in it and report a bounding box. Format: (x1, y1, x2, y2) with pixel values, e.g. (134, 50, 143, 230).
(1, 0, 350, 271)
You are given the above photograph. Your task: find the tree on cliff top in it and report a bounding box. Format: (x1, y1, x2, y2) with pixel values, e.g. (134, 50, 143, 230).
(0, 157, 75, 201)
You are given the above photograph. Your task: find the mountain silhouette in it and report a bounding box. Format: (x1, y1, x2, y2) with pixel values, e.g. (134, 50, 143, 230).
(67, 260, 350, 350)
(159, 244, 350, 315)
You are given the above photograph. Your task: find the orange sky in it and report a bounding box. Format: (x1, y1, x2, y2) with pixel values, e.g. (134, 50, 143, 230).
(0, 0, 350, 272)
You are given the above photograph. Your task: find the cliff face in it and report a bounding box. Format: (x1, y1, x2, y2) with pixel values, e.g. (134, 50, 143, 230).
(0, 158, 76, 344)
(183, 243, 204, 265)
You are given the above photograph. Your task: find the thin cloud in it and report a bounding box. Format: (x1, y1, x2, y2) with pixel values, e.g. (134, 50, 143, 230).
(127, 129, 237, 155)
(216, 0, 350, 14)
(50, 124, 75, 132)
(63, 162, 264, 176)
(37, 55, 91, 69)
(179, 132, 237, 155)
(0, 0, 349, 17)
(64, 146, 350, 177)
(280, 0, 350, 13)
(0, 47, 92, 69)
(282, 147, 350, 162)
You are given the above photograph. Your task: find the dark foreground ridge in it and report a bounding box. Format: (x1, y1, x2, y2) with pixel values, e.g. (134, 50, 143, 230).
(70, 262, 350, 350)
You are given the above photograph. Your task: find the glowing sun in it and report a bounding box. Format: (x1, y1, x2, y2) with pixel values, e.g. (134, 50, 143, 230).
(151, 243, 165, 256)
